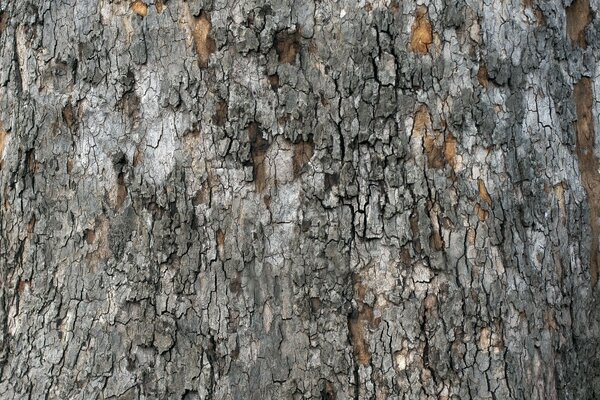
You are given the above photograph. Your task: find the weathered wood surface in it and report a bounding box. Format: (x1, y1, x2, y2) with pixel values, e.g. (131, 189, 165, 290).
(0, 0, 599, 398)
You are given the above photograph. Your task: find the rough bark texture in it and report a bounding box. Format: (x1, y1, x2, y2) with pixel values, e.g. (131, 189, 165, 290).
(1, 0, 600, 399)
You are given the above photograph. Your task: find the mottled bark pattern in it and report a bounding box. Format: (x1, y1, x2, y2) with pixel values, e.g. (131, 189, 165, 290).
(0, 0, 599, 399)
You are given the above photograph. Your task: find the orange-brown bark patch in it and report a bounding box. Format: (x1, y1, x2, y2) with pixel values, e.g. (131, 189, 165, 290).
(574, 77, 600, 285)
(191, 12, 216, 68)
(411, 7, 433, 54)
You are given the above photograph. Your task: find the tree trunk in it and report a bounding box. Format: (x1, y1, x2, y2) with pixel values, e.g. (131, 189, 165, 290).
(1, 0, 599, 398)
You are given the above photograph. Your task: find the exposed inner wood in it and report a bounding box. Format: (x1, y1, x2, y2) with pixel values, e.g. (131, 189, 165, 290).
(131, 1, 149, 17)
(0, 122, 7, 169)
(276, 31, 300, 64)
(566, 0, 591, 48)
(573, 77, 600, 285)
(292, 140, 315, 178)
(478, 178, 493, 206)
(411, 6, 433, 54)
(247, 122, 270, 193)
(212, 99, 228, 127)
(191, 12, 216, 68)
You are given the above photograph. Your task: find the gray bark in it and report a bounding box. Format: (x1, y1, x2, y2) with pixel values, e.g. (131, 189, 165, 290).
(1, 0, 600, 398)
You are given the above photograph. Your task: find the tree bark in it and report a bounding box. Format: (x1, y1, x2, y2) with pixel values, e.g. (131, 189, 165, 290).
(1, 0, 599, 398)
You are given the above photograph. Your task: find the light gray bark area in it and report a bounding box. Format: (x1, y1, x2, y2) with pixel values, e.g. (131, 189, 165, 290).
(0, 0, 599, 398)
